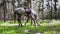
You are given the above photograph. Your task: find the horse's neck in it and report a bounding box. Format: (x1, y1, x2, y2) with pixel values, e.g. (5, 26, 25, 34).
(31, 9, 39, 20)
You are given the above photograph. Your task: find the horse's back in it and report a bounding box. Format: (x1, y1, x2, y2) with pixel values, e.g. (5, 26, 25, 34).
(25, 8, 31, 14)
(15, 7, 25, 14)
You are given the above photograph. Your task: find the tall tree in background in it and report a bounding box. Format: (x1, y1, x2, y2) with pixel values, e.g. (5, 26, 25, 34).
(12, 0, 16, 23)
(2, 0, 7, 22)
(38, 1, 41, 12)
(17, 0, 20, 7)
(46, 0, 50, 19)
(41, 0, 44, 22)
(54, 0, 58, 20)
(26, 0, 31, 8)
(46, 0, 52, 20)
(50, 0, 52, 20)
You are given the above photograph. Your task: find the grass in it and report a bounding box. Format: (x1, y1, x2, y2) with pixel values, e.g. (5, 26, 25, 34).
(0, 20, 60, 34)
(0, 26, 60, 34)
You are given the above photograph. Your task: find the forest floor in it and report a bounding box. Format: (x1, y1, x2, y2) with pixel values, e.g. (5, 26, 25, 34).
(0, 20, 60, 34)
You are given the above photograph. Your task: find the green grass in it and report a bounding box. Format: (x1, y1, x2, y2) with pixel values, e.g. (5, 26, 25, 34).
(0, 26, 60, 34)
(0, 20, 60, 34)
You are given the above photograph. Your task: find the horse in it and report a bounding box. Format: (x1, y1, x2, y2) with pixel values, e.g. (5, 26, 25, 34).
(14, 7, 39, 26)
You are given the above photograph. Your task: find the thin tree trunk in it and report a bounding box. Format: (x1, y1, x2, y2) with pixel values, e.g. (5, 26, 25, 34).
(50, 0, 52, 20)
(3, 0, 7, 22)
(54, 0, 58, 20)
(42, 0, 44, 21)
(29, 0, 31, 8)
(12, 0, 16, 23)
(47, 0, 50, 19)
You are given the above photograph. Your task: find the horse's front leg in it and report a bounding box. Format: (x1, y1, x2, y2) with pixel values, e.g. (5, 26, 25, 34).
(25, 17, 29, 25)
(17, 14, 22, 26)
(31, 18, 32, 25)
(31, 16, 36, 26)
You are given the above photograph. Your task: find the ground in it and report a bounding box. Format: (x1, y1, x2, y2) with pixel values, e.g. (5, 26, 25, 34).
(0, 20, 60, 34)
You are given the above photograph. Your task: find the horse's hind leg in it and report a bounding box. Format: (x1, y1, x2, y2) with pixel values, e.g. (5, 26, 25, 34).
(17, 14, 22, 26)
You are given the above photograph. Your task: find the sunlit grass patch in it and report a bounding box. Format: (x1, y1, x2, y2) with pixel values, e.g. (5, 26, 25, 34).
(43, 31, 56, 34)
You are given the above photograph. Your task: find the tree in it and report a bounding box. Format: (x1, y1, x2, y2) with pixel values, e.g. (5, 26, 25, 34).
(41, 0, 44, 22)
(46, 0, 51, 19)
(2, 0, 7, 22)
(50, 0, 52, 20)
(12, 0, 16, 23)
(54, 0, 58, 20)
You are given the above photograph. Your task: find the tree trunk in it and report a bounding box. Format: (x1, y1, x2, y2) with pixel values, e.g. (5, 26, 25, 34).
(3, 0, 7, 22)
